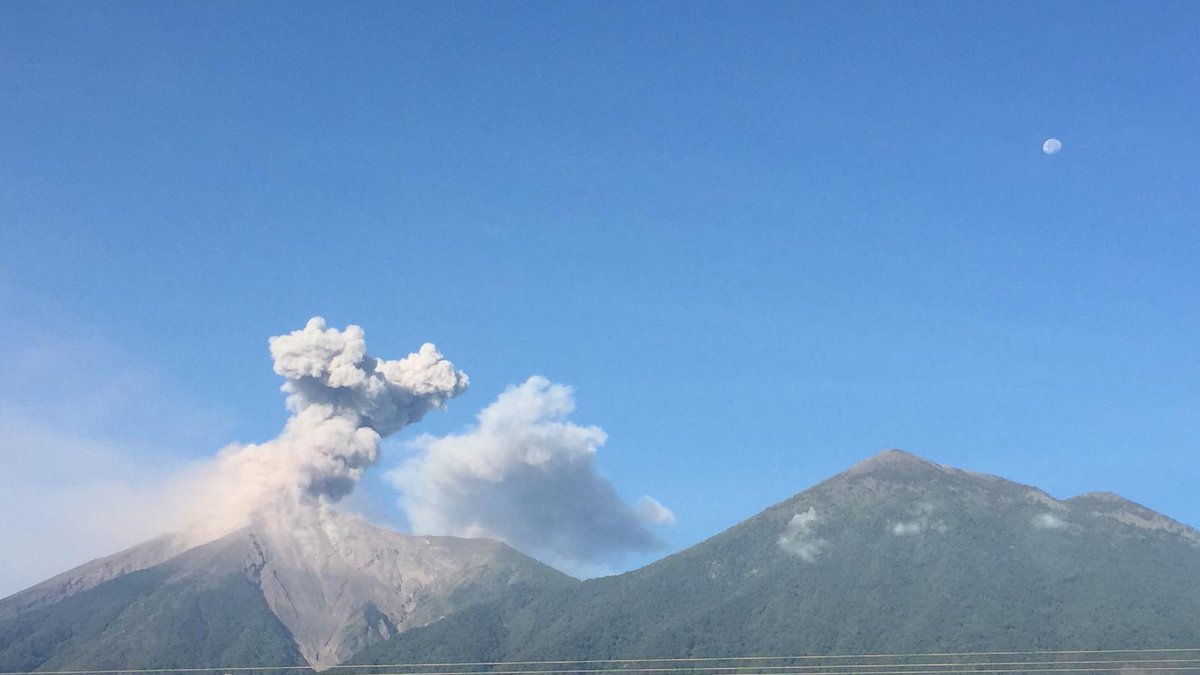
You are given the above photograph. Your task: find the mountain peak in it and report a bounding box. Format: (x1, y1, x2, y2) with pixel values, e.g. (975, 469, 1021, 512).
(0, 505, 572, 671)
(354, 449, 1200, 669)
(845, 448, 942, 475)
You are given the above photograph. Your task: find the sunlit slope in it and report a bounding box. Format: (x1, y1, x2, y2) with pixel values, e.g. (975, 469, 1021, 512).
(0, 550, 305, 671)
(354, 450, 1200, 663)
(0, 508, 572, 671)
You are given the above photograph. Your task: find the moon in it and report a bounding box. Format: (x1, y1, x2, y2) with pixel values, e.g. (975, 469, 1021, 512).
(1042, 138, 1062, 155)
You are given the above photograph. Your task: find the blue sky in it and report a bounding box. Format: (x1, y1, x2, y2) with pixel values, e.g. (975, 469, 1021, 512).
(1, 1, 1197, 591)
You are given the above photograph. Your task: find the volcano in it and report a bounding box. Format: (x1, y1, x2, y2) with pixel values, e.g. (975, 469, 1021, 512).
(6, 450, 1200, 671)
(0, 504, 570, 670)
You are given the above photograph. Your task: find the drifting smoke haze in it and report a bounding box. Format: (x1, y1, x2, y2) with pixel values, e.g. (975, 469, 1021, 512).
(391, 376, 673, 573)
(1, 314, 673, 588)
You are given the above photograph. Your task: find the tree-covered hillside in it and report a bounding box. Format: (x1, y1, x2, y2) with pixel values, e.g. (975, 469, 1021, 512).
(353, 451, 1200, 664)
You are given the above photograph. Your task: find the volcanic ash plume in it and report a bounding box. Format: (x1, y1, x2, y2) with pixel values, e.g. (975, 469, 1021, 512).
(391, 376, 672, 573)
(194, 317, 468, 539)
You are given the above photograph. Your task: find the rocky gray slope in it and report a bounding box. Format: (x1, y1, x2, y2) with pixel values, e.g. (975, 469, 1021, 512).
(0, 505, 572, 671)
(353, 450, 1200, 663)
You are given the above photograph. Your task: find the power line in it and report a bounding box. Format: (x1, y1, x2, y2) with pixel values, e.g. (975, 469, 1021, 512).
(328, 648, 1200, 672)
(362, 658, 1200, 674)
(8, 649, 1200, 675)
(339, 662, 1200, 675)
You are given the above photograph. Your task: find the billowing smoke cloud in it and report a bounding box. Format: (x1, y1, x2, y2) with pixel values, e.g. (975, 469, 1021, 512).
(389, 376, 672, 573)
(193, 318, 468, 538)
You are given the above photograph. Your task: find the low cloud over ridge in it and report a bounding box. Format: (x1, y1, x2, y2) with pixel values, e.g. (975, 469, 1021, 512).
(1033, 513, 1069, 530)
(390, 376, 673, 573)
(778, 507, 829, 562)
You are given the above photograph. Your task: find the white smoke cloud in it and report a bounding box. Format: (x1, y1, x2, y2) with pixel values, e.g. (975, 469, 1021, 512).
(3, 306, 675, 590)
(636, 496, 677, 525)
(889, 503, 948, 536)
(389, 376, 672, 573)
(890, 518, 949, 535)
(1033, 513, 1068, 530)
(778, 507, 829, 562)
(184, 317, 468, 541)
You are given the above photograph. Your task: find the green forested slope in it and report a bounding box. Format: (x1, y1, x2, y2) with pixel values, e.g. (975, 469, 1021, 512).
(0, 565, 305, 672)
(353, 451, 1200, 664)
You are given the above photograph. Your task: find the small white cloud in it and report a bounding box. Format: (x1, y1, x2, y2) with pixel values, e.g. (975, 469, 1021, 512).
(635, 496, 676, 525)
(778, 507, 829, 562)
(888, 518, 948, 535)
(1033, 513, 1068, 530)
(888, 503, 948, 537)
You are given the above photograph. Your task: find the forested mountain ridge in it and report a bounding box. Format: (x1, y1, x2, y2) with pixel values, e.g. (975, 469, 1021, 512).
(352, 450, 1200, 664)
